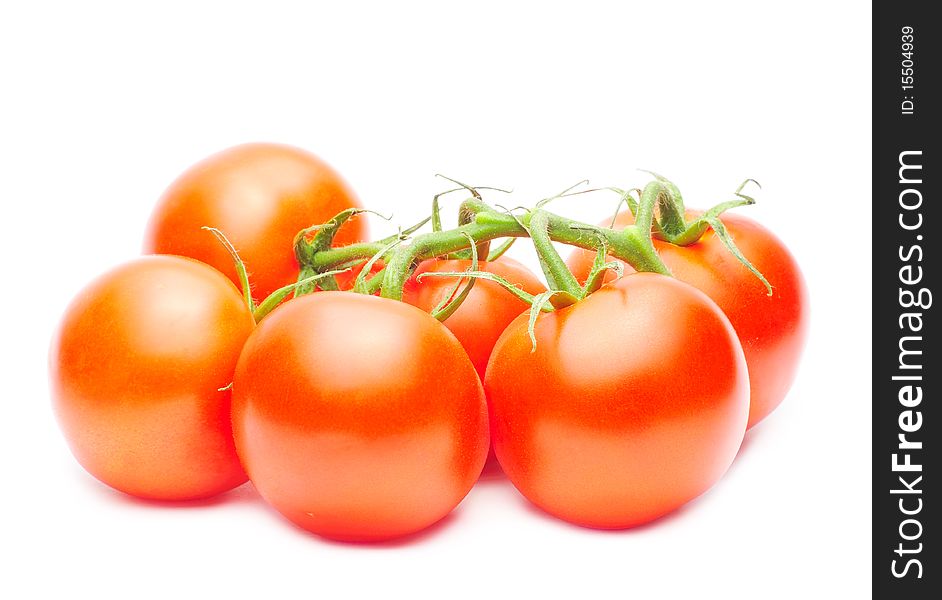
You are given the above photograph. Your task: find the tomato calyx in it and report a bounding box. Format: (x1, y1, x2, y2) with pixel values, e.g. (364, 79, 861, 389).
(610, 175, 773, 295)
(293, 207, 386, 294)
(292, 211, 431, 295)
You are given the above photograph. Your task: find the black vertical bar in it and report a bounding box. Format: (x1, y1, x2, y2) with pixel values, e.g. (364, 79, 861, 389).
(874, 2, 938, 596)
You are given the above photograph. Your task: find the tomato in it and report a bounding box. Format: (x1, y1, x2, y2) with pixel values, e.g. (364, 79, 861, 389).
(402, 257, 546, 378)
(566, 210, 808, 428)
(485, 273, 749, 528)
(50, 256, 255, 501)
(231, 292, 488, 541)
(143, 143, 367, 302)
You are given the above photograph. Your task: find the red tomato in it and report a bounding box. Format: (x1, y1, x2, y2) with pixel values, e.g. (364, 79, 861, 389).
(485, 274, 749, 528)
(50, 256, 255, 500)
(231, 293, 488, 541)
(402, 257, 546, 378)
(566, 210, 808, 428)
(143, 143, 367, 302)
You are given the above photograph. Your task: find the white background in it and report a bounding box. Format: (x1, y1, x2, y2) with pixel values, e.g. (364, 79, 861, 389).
(1, 1, 871, 598)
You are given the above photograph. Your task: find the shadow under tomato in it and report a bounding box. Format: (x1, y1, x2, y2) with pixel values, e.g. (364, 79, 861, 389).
(724, 417, 775, 478)
(733, 426, 760, 462)
(83, 475, 262, 509)
(506, 476, 718, 535)
(477, 452, 506, 482)
(576, 424, 771, 533)
(266, 502, 462, 549)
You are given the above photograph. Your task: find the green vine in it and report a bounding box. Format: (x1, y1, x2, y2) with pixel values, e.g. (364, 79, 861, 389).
(262, 175, 771, 316)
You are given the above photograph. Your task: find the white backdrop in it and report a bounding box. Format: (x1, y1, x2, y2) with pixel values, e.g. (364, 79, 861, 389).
(0, 1, 872, 598)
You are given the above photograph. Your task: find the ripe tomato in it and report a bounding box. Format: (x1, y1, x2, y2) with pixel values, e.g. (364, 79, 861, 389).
(143, 143, 367, 302)
(50, 256, 255, 501)
(485, 273, 749, 528)
(566, 210, 808, 428)
(402, 257, 546, 378)
(231, 292, 488, 541)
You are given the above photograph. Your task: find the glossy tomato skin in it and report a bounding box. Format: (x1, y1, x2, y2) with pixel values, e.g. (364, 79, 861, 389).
(402, 258, 546, 378)
(143, 143, 367, 302)
(50, 256, 255, 500)
(567, 210, 808, 428)
(231, 292, 489, 542)
(485, 273, 749, 529)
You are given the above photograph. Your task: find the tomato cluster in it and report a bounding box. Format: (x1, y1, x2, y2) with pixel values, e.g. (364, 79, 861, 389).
(50, 143, 807, 542)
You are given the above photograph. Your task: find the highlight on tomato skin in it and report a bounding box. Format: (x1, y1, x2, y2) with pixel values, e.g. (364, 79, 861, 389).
(484, 273, 750, 529)
(143, 142, 368, 302)
(566, 209, 808, 429)
(49, 255, 256, 501)
(231, 292, 489, 542)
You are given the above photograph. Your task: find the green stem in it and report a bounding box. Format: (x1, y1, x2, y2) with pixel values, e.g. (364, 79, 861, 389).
(202, 226, 256, 311)
(376, 203, 668, 299)
(293, 176, 771, 304)
(379, 213, 518, 300)
(299, 192, 673, 301)
(529, 210, 582, 302)
(630, 177, 773, 294)
(486, 238, 516, 261)
(255, 269, 351, 321)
